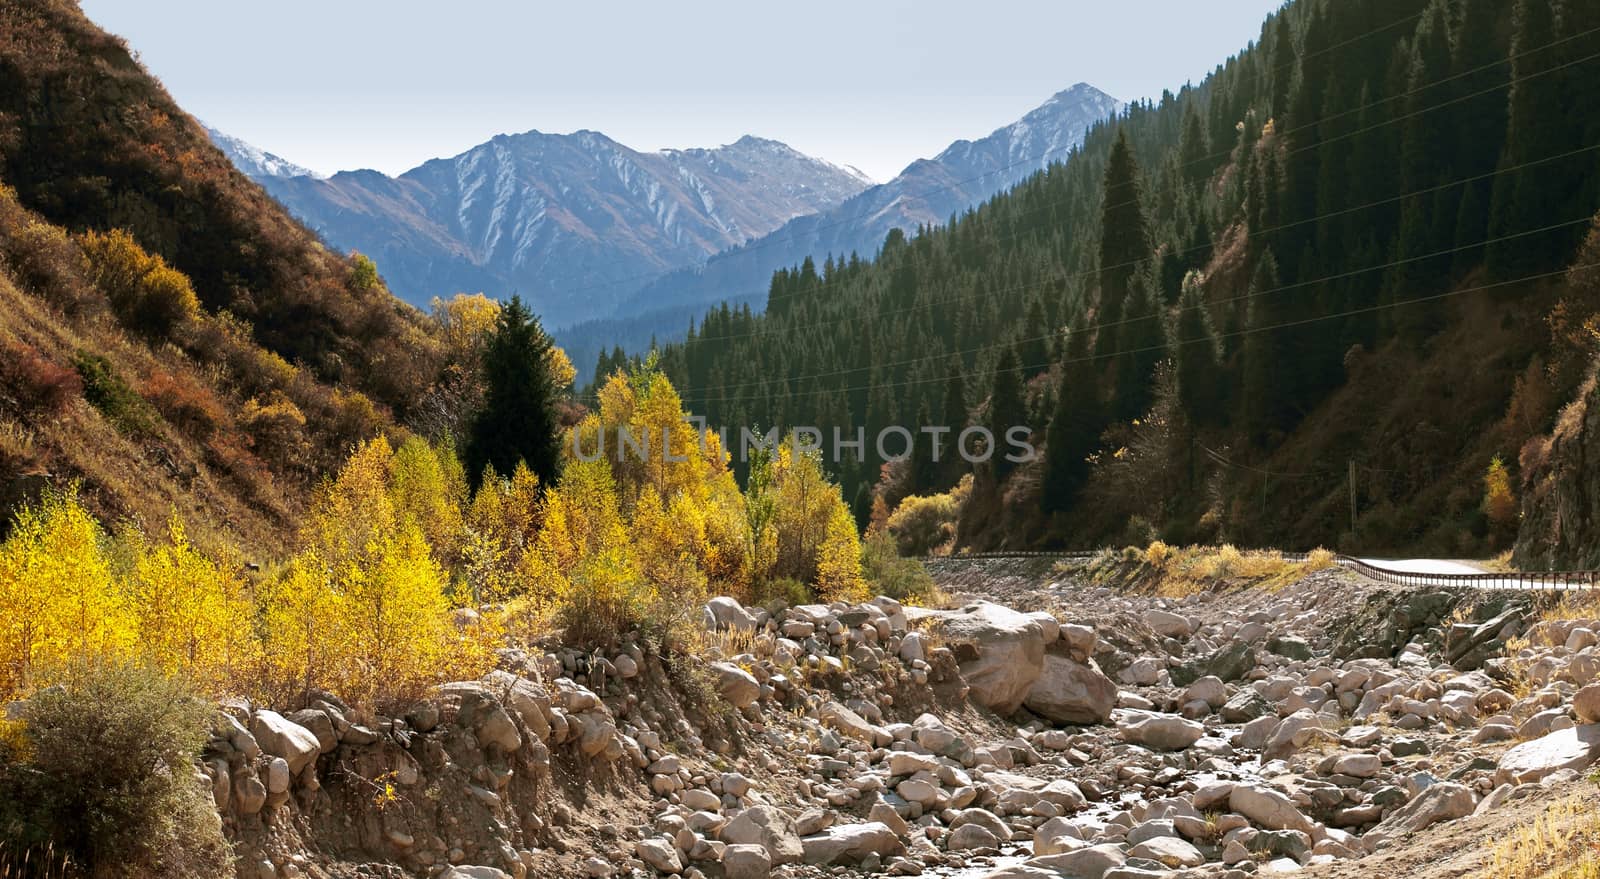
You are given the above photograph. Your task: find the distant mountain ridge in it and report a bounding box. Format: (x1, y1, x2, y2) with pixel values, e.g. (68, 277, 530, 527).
(204, 124, 323, 180)
(558, 83, 1123, 372)
(212, 128, 872, 327)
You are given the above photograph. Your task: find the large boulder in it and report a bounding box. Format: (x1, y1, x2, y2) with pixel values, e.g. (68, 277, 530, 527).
(1118, 712, 1204, 751)
(250, 710, 321, 775)
(1229, 784, 1316, 835)
(1024, 654, 1116, 725)
(722, 806, 804, 865)
(933, 602, 1046, 715)
(712, 662, 761, 709)
(706, 596, 758, 633)
(1377, 782, 1475, 836)
(1496, 723, 1600, 785)
(820, 701, 886, 746)
(800, 822, 906, 866)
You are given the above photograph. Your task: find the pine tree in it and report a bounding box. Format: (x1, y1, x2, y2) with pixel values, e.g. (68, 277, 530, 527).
(1172, 273, 1223, 427)
(1040, 326, 1102, 515)
(1488, 0, 1566, 277)
(1097, 130, 1151, 347)
(1112, 270, 1165, 422)
(986, 347, 1028, 480)
(465, 295, 564, 492)
(1240, 250, 1294, 444)
(940, 360, 970, 487)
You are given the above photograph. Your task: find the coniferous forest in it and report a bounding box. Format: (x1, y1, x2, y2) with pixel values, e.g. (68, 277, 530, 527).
(636, 0, 1600, 556)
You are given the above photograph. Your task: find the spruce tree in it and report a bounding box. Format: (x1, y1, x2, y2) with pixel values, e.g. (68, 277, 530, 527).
(940, 360, 970, 487)
(1112, 270, 1165, 422)
(465, 295, 564, 492)
(986, 347, 1029, 480)
(1040, 327, 1102, 514)
(1173, 273, 1223, 427)
(1097, 130, 1151, 348)
(1239, 251, 1294, 445)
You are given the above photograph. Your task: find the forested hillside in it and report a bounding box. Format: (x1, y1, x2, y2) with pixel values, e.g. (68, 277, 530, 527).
(652, 0, 1600, 556)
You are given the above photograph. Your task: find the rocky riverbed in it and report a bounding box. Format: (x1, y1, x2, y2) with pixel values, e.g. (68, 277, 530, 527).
(63, 556, 1600, 878)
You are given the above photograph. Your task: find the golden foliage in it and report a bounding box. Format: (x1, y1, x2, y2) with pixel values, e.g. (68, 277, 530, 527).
(886, 474, 972, 557)
(78, 229, 200, 337)
(1483, 455, 1518, 529)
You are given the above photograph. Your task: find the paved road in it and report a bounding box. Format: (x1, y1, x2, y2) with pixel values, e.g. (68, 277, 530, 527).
(1356, 558, 1485, 575)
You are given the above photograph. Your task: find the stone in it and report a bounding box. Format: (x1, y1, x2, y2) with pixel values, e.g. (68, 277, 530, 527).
(682, 789, 720, 812)
(1127, 836, 1205, 868)
(711, 663, 761, 709)
(441, 869, 514, 879)
(1024, 654, 1117, 725)
(946, 823, 1001, 851)
(722, 844, 772, 879)
(635, 837, 683, 874)
(1574, 684, 1600, 724)
(1495, 724, 1600, 785)
(1118, 712, 1204, 751)
(285, 709, 338, 754)
(1184, 675, 1228, 709)
(477, 706, 523, 753)
(1229, 784, 1316, 835)
(820, 701, 884, 746)
(1143, 609, 1193, 639)
(722, 806, 804, 865)
(1033, 816, 1086, 855)
(706, 597, 758, 632)
(1377, 782, 1475, 836)
(800, 822, 906, 866)
(930, 602, 1046, 714)
(1028, 843, 1127, 879)
(234, 772, 267, 815)
(250, 710, 321, 776)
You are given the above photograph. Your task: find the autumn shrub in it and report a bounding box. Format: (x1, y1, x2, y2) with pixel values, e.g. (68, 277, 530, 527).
(0, 341, 81, 416)
(886, 488, 963, 557)
(79, 230, 200, 339)
(239, 392, 308, 471)
(860, 531, 939, 605)
(1, 217, 96, 315)
(71, 351, 156, 434)
(0, 662, 231, 879)
(140, 368, 226, 441)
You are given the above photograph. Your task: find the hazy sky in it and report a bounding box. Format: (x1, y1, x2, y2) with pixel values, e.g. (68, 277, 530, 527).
(80, 1, 1285, 182)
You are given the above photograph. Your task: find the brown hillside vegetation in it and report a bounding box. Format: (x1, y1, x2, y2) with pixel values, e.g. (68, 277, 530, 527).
(0, 0, 442, 410)
(0, 0, 457, 552)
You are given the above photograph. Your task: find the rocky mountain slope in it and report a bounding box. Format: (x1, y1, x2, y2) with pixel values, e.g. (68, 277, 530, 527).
(558, 84, 1123, 370)
(218, 129, 873, 327)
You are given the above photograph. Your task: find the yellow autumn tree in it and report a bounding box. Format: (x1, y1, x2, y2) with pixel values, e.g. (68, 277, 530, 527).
(0, 491, 129, 697)
(524, 458, 650, 643)
(337, 525, 454, 705)
(124, 514, 256, 692)
(389, 436, 468, 566)
(78, 228, 200, 337)
(1483, 456, 1518, 531)
(258, 556, 345, 703)
(816, 502, 868, 603)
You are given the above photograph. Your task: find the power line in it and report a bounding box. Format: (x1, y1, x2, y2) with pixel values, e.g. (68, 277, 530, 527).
(685, 140, 1600, 348)
(673, 212, 1598, 406)
(544, 5, 1435, 303)
(673, 21, 1599, 322)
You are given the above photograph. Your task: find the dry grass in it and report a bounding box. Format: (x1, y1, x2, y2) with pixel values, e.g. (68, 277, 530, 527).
(0, 841, 78, 879)
(1481, 796, 1600, 878)
(1110, 542, 1338, 597)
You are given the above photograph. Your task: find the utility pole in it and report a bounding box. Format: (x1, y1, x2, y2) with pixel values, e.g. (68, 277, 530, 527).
(1348, 459, 1358, 537)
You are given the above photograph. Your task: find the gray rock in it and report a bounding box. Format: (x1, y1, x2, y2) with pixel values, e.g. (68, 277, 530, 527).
(250, 710, 321, 775)
(1495, 723, 1600, 785)
(1024, 654, 1117, 725)
(711, 662, 761, 709)
(1119, 712, 1204, 751)
(722, 844, 772, 879)
(800, 822, 905, 866)
(722, 806, 804, 865)
(930, 602, 1046, 714)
